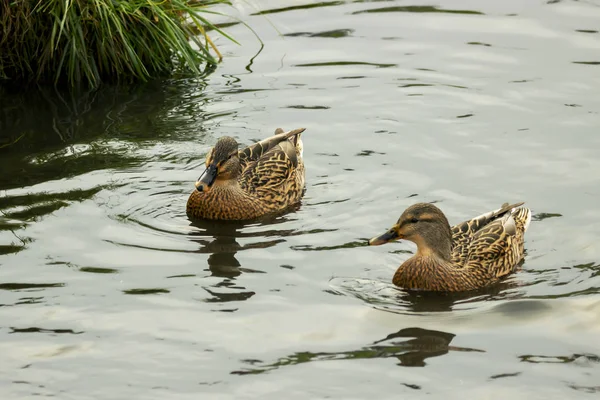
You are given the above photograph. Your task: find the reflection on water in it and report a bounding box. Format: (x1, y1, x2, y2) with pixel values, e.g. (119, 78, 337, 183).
(352, 5, 484, 15)
(284, 29, 355, 39)
(251, 1, 344, 16)
(9, 327, 83, 335)
(189, 220, 277, 277)
(0, 77, 216, 189)
(0, 283, 64, 291)
(520, 353, 600, 365)
(0, 283, 64, 308)
(330, 277, 524, 313)
(187, 219, 287, 305)
(232, 326, 483, 375)
(123, 288, 170, 295)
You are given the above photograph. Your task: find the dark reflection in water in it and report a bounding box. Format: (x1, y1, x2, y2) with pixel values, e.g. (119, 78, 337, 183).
(123, 288, 170, 295)
(568, 384, 600, 394)
(468, 41, 492, 47)
(0, 79, 211, 190)
(292, 240, 367, 252)
(0, 283, 64, 291)
(519, 353, 600, 364)
(533, 212, 563, 221)
(231, 327, 484, 375)
(0, 187, 108, 256)
(352, 5, 484, 15)
(0, 283, 64, 308)
(187, 218, 290, 305)
(1, 87, 140, 190)
(295, 61, 396, 68)
(525, 261, 600, 299)
(185, 206, 336, 306)
(188, 219, 285, 278)
(490, 372, 522, 380)
(79, 267, 118, 274)
(386, 281, 522, 313)
(284, 29, 354, 39)
(0, 79, 217, 262)
(331, 277, 523, 314)
(251, 1, 344, 16)
(572, 61, 600, 66)
(0, 79, 219, 263)
(9, 327, 83, 335)
(518, 353, 600, 393)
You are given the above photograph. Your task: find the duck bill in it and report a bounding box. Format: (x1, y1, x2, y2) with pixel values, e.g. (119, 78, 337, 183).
(369, 226, 401, 246)
(195, 164, 218, 192)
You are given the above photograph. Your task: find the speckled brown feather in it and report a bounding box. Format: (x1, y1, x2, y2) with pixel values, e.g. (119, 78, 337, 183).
(390, 203, 531, 292)
(186, 128, 305, 221)
(237, 128, 303, 166)
(450, 202, 524, 266)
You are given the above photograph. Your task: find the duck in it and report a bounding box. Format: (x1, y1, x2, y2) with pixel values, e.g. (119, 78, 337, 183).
(368, 202, 531, 292)
(186, 127, 306, 221)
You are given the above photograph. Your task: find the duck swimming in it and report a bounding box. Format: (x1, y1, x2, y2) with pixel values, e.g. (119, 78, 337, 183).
(186, 128, 306, 221)
(369, 202, 531, 292)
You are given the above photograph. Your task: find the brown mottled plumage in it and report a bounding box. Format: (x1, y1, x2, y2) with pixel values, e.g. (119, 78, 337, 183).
(186, 128, 306, 221)
(369, 202, 532, 292)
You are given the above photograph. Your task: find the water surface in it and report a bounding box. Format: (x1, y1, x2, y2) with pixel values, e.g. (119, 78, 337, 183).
(1, 0, 600, 398)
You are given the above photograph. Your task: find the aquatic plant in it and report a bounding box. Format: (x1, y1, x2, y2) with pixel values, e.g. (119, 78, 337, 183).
(0, 0, 236, 88)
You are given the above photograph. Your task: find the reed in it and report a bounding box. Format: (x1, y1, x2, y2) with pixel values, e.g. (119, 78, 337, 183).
(0, 0, 236, 88)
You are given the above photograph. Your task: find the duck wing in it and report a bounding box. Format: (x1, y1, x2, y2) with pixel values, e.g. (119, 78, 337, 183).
(450, 202, 526, 267)
(238, 128, 305, 167)
(238, 128, 305, 195)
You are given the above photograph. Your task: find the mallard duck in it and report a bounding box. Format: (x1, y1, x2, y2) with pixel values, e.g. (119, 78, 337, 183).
(368, 202, 531, 292)
(186, 127, 306, 221)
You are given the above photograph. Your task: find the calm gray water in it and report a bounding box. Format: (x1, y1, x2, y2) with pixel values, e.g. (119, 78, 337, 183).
(1, 0, 600, 398)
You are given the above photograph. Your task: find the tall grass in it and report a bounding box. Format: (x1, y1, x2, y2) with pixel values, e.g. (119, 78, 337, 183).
(0, 0, 236, 88)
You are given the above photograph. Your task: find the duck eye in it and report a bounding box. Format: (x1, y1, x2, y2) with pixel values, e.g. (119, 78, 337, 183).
(410, 217, 419, 223)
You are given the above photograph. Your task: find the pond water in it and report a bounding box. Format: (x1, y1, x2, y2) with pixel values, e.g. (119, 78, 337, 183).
(1, 0, 600, 398)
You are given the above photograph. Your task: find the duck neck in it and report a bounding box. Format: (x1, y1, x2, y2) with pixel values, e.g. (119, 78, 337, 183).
(211, 178, 241, 192)
(412, 229, 452, 262)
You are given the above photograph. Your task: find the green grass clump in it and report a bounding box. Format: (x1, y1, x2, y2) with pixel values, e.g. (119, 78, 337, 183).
(0, 0, 236, 88)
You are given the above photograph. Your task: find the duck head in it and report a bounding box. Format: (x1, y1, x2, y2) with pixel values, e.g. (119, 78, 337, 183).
(368, 203, 453, 259)
(195, 136, 241, 193)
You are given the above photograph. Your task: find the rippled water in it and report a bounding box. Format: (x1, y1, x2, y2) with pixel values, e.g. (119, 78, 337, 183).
(1, 0, 600, 398)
